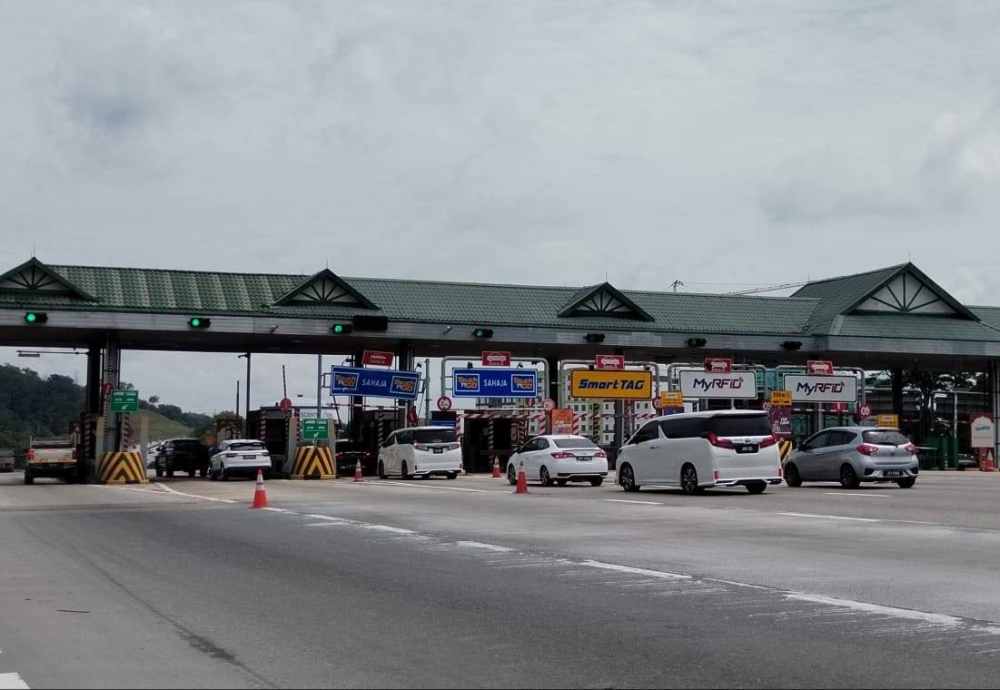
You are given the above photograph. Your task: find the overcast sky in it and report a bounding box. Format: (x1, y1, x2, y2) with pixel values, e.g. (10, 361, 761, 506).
(2, 0, 1000, 417)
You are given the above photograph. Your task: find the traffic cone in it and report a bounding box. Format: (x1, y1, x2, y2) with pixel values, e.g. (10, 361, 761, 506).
(491, 456, 501, 478)
(514, 460, 528, 494)
(986, 450, 996, 472)
(250, 469, 268, 509)
(353, 459, 364, 482)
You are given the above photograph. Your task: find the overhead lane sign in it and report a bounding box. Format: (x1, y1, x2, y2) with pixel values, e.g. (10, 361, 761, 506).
(452, 368, 537, 398)
(783, 374, 857, 403)
(569, 369, 652, 400)
(330, 366, 420, 401)
(679, 371, 757, 399)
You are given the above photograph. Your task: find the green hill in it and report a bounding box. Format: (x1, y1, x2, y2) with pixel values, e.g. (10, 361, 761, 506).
(128, 410, 195, 442)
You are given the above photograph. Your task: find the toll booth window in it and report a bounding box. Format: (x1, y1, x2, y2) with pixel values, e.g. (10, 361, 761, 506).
(553, 437, 599, 449)
(412, 429, 457, 444)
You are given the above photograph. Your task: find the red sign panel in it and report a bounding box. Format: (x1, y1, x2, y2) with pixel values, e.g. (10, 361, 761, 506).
(481, 351, 512, 367)
(279, 397, 292, 411)
(436, 396, 452, 411)
(595, 355, 625, 370)
(704, 357, 732, 373)
(362, 350, 394, 367)
(858, 403, 872, 419)
(807, 360, 834, 375)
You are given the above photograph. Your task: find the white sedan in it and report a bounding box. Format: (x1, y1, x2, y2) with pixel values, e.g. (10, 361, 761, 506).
(209, 439, 273, 480)
(507, 435, 609, 487)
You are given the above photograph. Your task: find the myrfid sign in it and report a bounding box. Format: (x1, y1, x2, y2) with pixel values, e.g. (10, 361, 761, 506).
(679, 371, 757, 399)
(783, 374, 858, 403)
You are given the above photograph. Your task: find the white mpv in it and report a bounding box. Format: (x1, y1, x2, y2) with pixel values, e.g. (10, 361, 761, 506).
(616, 410, 782, 495)
(377, 426, 463, 480)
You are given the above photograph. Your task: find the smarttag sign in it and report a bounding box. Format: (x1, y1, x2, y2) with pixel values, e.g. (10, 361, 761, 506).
(452, 368, 537, 398)
(679, 371, 757, 399)
(568, 369, 652, 400)
(783, 374, 857, 403)
(330, 366, 420, 401)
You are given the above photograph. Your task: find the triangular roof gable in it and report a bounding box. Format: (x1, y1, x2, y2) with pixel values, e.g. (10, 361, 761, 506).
(846, 263, 977, 320)
(0, 258, 97, 301)
(557, 282, 654, 321)
(273, 268, 378, 309)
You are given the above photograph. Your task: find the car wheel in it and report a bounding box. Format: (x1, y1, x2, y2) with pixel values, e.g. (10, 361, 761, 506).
(377, 461, 386, 479)
(540, 466, 554, 487)
(446, 472, 458, 480)
(209, 466, 217, 481)
(507, 464, 517, 485)
(590, 477, 603, 487)
(23, 472, 33, 485)
(155, 467, 163, 478)
(839, 464, 860, 489)
(221, 468, 229, 481)
(680, 464, 699, 495)
(199, 467, 207, 478)
(619, 463, 639, 492)
(746, 481, 767, 495)
(896, 477, 916, 489)
(401, 461, 410, 480)
(784, 462, 802, 487)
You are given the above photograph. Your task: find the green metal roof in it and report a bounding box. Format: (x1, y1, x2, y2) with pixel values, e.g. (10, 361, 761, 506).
(1, 259, 996, 343)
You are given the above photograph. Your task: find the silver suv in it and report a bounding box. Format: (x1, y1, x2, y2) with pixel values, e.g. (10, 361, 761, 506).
(784, 427, 918, 489)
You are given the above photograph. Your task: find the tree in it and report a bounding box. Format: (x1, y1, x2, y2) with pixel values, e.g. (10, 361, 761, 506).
(880, 369, 983, 439)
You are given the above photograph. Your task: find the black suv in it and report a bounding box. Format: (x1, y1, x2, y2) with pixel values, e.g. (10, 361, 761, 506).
(155, 438, 210, 478)
(333, 439, 374, 476)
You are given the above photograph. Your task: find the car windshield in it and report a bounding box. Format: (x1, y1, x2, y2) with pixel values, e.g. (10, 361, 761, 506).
(412, 429, 457, 444)
(708, 414, 772, 437)
(173, 440, 204, 450)
(863, 430, 910, 446)
(553, 437, 599, 449)
(228, 441, 265, 452)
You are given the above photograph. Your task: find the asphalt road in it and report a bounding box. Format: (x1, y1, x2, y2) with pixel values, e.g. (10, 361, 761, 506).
(2, 470, 1000, 688)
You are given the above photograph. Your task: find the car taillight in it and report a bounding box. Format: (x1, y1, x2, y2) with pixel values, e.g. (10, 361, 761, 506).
(335, 452, 342, 458)
(903, 443, 917, 454)
(713, 470, 719, 481)
(27, 450, 34, 459)
(856, 443, 879, 456)
(365, 451, 371, 457)
(551, 451, 575, 459)
(594, 450, 607, 458)
(760, 435, 778, 448)
(703, 433, 735, 449)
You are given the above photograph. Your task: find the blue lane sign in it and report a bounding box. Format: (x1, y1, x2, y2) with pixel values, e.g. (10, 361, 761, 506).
(451, 368, 537, 398)
(330, 366, 420, 401)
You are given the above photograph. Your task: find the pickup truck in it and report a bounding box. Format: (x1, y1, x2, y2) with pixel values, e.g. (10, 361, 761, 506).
(24, 439, 78, 484)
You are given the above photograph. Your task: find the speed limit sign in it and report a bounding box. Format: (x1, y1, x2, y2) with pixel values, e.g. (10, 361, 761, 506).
(541, 398, 556, 412)
(436, 396, 452, 411)
(651, 396, 663, 411)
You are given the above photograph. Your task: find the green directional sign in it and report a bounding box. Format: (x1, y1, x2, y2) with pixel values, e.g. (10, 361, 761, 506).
(301, 418, 329, 441)
(110, 389, 139, 413)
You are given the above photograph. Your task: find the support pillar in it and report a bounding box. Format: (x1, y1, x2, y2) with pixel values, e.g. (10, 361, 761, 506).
(349, 350, 364, 441)
(85, 344, 103, 414)
(102, 339, 122, 455)
(891, 367, 905, 419)
(990, 360, 1000, 463)
(396, 340, 415, 428)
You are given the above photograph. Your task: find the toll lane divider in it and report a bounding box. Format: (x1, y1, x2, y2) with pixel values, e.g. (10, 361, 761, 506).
(290, 445, 336, 480)
(98, 451, 149, 484)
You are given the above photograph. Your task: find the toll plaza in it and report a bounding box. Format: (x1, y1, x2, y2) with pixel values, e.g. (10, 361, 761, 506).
(1, 257, 999, 478)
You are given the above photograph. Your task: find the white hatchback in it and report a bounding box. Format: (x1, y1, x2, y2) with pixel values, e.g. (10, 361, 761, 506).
(617, 410, 782, 495)
(209, 439, 273, 480)
(378, 426, 463, 479)
(507, 434, 609, 487)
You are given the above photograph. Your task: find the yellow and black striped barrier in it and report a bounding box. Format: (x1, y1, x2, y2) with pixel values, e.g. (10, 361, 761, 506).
(779, 440, 794, 464)
(290, 445, 336, 480)
(98, 451, 149, 484)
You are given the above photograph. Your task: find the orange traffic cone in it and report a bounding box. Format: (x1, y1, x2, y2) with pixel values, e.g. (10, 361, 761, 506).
(986, 450, 996, 472)
(491, 456, 501, 478)
(514, 460, 528, 494)
(250, 469, 268, 509)
(353, 459, 364, 482)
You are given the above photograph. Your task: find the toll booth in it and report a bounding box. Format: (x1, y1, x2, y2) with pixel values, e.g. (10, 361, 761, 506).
(247, 406, 297, 475)
(356, 408, 403, 459)
(459, 414, 526, 473)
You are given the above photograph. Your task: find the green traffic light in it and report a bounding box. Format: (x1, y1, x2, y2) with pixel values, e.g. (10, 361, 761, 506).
(333, 324, 344, 333)
(25, 313, 36, 323)
(191, 318, 200, 327)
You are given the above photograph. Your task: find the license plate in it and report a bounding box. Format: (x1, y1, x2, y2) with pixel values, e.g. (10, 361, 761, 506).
(884, 470, 903, 477)
(576, 456, 591, 461)
(243, 454, 257, 460)
(433, 448, 444, 454)
(735, 444, 758, 454)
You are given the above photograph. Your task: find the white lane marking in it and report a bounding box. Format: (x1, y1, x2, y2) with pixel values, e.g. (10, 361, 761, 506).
(305, 514, 343, 521)
(605, 499, 663, 506)
(374, 481, 489, 493)
(261, 507, 297, 514)
(886, 519, 941, 526)
(580, 560, 690, 580)
(304, 522, 347, 528)
(455, 541, 515, 553)
(778, 512, 880, 523)
(363, 524, 417, 535)
(153, 483, 238, 504)
(784, 592, 962, 627)
(0, 672, 29, 689)
(823, 492, 894, 498)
